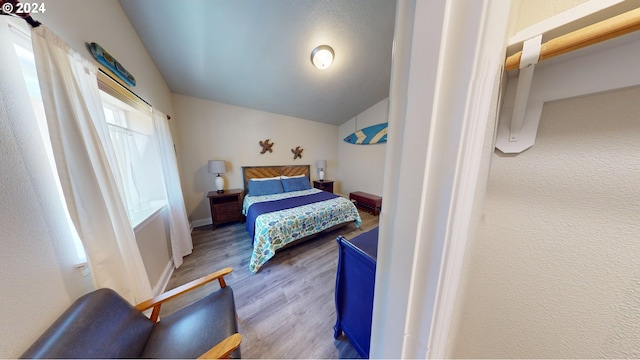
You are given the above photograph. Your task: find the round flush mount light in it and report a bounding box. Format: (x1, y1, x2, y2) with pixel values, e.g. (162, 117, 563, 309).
(311, 45, 334, 70)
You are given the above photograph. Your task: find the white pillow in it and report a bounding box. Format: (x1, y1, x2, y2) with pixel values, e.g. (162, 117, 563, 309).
(250, 176, 281, 181)
(281, 174, 306, 179)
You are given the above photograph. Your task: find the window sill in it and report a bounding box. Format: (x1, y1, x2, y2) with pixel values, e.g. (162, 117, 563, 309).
(132, 200, 167, 232)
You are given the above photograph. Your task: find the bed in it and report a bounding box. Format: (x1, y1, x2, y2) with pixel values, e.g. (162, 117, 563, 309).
(242, 165, 362, 273)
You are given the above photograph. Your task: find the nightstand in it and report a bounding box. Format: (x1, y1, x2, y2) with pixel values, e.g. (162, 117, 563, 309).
(207, 189, 244, 230)
(313, 180, 334, 193)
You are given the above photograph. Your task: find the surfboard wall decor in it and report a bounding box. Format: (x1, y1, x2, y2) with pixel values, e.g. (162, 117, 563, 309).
(88, 42, 136, 87)
(343, 122, 388, 145)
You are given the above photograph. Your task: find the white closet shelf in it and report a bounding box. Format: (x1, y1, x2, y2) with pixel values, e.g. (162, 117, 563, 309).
(496, 2, 640, 154)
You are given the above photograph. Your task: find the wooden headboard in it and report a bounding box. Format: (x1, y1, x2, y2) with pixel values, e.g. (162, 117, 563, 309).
(242, 165, 310, 194)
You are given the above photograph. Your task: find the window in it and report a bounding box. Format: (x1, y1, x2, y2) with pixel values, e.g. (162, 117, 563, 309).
(12, 22, 166, 252)
(99, 88, 167, 228)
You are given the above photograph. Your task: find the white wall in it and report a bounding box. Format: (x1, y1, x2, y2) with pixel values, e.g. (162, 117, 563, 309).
(337, 98, 388, 196)
(172, 94, 339, 223)
(135, 208, 172, 292)
(509, 0, 589, 33)
(448, 84, 640, 359)
(1, 2, 175, 357)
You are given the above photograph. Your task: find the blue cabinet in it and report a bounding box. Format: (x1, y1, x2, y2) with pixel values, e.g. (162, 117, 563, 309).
(334, 227, 378, 358)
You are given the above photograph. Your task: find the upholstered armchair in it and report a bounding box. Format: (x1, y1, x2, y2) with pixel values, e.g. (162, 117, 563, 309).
(22, 267, 241, 359)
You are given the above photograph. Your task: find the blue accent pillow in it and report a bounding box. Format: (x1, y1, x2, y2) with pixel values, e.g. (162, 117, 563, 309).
(248, 179, 284, 196)
(282, 177, 311, 192)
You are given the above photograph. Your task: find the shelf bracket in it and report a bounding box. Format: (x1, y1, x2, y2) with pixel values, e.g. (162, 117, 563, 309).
(496, 35, 542, 153)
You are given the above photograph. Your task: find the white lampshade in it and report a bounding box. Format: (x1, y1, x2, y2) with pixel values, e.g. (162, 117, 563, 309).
(311, 45, 334, 70)
(208, 160, 226, 174)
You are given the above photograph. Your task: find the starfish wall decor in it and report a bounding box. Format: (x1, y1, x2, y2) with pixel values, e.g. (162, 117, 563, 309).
(291, 146, 303, 160)
(259, 139, 274, 154)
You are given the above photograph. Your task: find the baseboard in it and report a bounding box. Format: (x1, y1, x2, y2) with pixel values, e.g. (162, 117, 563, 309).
(152, 260, 174, 296)
(191, 218, 212, 229)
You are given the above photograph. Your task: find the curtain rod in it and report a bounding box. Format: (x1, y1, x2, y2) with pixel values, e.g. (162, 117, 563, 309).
(98, 69, 171, 120)
(505, 7, 640, 71)
(99, 68, 151, 106)
(0, 0, 41, 28)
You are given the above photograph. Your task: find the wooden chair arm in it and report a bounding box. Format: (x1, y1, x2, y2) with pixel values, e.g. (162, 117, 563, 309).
(135, 267, 232, 322)
(197, 333, 242, 359)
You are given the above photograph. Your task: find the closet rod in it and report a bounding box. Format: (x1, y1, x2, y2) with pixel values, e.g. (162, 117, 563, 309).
(505, 6, 640, 71)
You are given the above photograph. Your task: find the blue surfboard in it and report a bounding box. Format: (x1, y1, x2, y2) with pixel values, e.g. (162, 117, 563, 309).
(344, 122, 388, 144)
(88, 42, 136, 87)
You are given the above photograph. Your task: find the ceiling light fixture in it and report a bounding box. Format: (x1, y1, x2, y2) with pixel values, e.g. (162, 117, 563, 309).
(311, 45, 334, 70)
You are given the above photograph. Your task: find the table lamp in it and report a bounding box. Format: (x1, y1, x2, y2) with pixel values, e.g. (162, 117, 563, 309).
(208, 160, 227, 193)
(316, 160, 327, 181)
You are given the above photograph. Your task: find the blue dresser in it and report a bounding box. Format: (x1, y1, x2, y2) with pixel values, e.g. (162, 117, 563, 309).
(334, 227, 378, 358)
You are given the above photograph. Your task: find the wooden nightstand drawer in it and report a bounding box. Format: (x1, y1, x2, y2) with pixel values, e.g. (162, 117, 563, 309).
(313, 180, 334, 193)
(207, 189, 244, 230)
(213, 203, 240, 221)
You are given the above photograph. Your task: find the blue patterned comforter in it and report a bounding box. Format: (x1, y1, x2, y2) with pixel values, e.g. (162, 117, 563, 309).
(243, 189, 362, 273)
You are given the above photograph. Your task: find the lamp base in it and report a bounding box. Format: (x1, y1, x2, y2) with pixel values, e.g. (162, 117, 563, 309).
(319, 169, 325, 182)
(215, 174, 225, 193)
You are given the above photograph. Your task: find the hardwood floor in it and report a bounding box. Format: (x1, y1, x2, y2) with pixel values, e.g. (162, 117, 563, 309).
(160, 210, 379, 359)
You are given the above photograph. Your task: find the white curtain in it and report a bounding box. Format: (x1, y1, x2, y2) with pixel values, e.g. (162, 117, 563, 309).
(152, 109, 193, 267)
(31, 25, 152, 303)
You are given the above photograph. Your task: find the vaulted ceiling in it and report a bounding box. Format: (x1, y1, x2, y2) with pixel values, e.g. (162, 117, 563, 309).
(119, 0, 397, 125)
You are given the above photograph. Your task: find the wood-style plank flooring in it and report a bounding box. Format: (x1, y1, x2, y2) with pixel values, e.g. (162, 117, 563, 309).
(160, 210, 379, 359)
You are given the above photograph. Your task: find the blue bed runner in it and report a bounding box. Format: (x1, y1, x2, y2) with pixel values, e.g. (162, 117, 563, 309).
(246, 191, 338, 242)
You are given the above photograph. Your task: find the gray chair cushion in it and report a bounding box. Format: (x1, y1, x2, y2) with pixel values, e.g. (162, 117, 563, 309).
(21, 288, 154, 358)
(141, 286, 240, 358)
